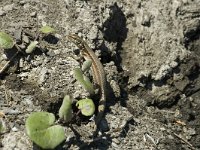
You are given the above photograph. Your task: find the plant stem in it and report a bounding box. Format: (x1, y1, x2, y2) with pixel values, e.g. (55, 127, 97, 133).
(0, 44, 21, 75)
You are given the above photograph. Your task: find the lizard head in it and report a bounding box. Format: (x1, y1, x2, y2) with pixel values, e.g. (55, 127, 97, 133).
(67, 34, 85, 50)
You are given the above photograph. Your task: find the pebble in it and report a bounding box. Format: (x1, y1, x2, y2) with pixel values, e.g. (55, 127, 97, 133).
(0, 10, 6, 16)
(19, 59, 24, 68)
(38, 67, 48, 84)
(30, 11, 37, 17)
(3, 4, 14, 11)
(14, 29, 22, 43)
(19, 0, 26, 5)
(2, 54, 8, 60)
(22, 35, 29, 43)
(47, 50, 56, 57)
(168, 135, 174, 139)
(111, 141, 119, 148)
(141, 14, 151, 26)
(112, 138, 120, 144)
(12, 126, 19, 132)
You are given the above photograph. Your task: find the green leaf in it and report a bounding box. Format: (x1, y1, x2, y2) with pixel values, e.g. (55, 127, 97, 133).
(30, 125, 65, 149)
(39, 26, 56, 34)
(0, 119, 5, 133)
(76, 99, 95, 116)
(82, 59, 92, 72)
(0, 32, 14, 49)
(25, 41, 38, 54)
(25, 112, 65, 149)
(59, 95, 72, 122)
(26, 112, 55, 135)
(73, 68, 94, 95)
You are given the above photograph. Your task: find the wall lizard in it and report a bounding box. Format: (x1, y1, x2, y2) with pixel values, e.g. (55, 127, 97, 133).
(68, 34, 107, 135)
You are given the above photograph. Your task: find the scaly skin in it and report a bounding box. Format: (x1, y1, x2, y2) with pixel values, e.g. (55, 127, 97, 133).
(68, 34, 106, 133)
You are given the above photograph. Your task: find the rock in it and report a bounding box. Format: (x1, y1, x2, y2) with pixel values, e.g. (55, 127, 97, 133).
(14, 28, 22, 43)
(3, 4, 15, 11)
(22, 35, 29, 43)
(19, 0, 27, 5)
(30, 12, 37, 17)
(0, 10, 6, 16)
(38, 67, 48, 84)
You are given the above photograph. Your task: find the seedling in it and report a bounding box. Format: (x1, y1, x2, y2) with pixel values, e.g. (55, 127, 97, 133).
(76, 98, 95, 116)
(73, 60, 96, 117)
(0, 25, 56, 75)
(81, 58, 92, 72)
(59, 95, 73, 122)
(39, 26, 56, 34)
(0, 32, 14, 49)
(25, 112, 65, 149)
(0, 32, 21, 74)
(73, 68, 95, 95)
(25, 41, 38, 54)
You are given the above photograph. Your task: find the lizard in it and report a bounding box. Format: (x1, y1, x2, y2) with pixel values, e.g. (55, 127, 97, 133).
(67, 34, 107, 136)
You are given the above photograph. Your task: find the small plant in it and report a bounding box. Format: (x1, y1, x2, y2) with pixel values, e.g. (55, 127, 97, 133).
(73, 61, 96, 117)
(76, 98, 95, 116)
(21, 31, 99, 149)
(25, 112, 65, 149)
(25, 41, 38, 54)
(59, 95, 73, 122)
(0, 118, 6, 134)
(81, 58, 92, 72)
(0, 32, 14, 49)
(73, 67, 95, 95)
(39, 26, 56, 34)
(0, 25, 56, 75)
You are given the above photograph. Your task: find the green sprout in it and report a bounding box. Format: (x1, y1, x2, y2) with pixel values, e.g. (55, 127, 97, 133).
(73, 68, 95, 95)
(0, 32, 14, 49)
(39, 26, 56, 34)
(76, 98, 95, 116)
(0, 26, 57, 75)
(25, 41, 38, 54)
(81, 59, 92, 72)
(0, 119, 5, 133)
(25, 112, 65, 149)
(59, 95, 73, 122)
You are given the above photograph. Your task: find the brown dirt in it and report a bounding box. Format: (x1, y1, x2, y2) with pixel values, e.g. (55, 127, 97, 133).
(0, 0, 200, 149)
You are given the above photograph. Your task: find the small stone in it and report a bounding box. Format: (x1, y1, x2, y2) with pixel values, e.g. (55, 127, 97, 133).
(3, 4, 14, 11)
(112, 138, 120, 144)
(187, 128, 196, 136)
(47, 50, 55, 57)
(0, 10, 6, 16)
(38, 67, 48, 84)
(170, 61, 178, 68)
(30, 12, 37, 17)
(111, 141, 118, 148)
(141, 14, 151, 27)
(18, 44, 26, 49)
(17, 54, 23, 65)
(12, 126, 19, 132)
(168, 135, 174, 139)
(14, 29, 22, 43)
(2, 54, 8, 60)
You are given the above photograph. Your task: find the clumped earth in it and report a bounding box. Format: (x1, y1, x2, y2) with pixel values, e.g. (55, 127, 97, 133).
(0, 0, 200, 149)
